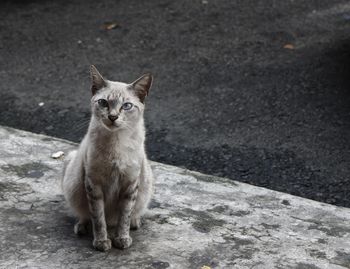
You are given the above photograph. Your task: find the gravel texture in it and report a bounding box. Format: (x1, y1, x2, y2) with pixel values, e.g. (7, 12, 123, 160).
(0, 0, 349, 206)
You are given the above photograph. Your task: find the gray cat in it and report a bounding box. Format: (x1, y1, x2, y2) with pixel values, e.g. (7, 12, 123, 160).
(62, 65, 154, 251)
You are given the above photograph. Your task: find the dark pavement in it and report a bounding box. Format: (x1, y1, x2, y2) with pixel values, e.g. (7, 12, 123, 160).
(0, 0, 349, 206)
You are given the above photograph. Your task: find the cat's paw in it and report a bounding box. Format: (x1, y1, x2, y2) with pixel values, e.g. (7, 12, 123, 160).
(112, 236, 133, 249)
(130, 217, 141, 230)
(74, 222, 88, 236)
(93, 238, 112, 252)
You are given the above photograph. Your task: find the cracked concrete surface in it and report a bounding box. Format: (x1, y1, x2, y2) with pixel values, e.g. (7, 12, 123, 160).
(0, 126, 349, 269)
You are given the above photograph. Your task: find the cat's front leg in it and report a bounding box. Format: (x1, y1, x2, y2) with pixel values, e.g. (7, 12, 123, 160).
(85, 179, 111, 252)
(113, 180, 139, 249)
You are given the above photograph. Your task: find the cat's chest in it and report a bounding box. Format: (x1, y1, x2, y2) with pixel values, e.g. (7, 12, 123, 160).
(88, 144, 142, 179)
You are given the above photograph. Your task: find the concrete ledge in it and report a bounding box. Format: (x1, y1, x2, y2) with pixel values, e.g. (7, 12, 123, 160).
(0, 126, 349, 269)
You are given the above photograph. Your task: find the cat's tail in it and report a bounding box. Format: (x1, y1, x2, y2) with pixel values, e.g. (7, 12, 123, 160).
(61, 150, 77, 189)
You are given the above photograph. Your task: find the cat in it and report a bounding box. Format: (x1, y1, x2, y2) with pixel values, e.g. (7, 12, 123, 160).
(62, 65, 154, 252)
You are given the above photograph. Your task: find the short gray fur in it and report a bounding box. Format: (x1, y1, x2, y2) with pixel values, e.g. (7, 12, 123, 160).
(0, 126, 350, 269)
(62, 66, 154, 251)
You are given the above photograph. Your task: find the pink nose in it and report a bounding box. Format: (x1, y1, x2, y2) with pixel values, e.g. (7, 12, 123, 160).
(108, 115, 118, 122)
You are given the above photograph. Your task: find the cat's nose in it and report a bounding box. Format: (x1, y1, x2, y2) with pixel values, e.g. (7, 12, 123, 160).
(108, 115, 118, 122)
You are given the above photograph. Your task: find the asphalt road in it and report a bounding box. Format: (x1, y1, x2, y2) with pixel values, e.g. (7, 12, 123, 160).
(0, 0, 349, 207)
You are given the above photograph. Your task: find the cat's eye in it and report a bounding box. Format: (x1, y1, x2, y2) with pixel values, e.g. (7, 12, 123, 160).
(98, 99, 108, 107)
(122, 102, 133, 110)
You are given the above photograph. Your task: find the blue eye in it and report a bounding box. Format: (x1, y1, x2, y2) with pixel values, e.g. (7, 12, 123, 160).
(122, 102, 133, 110)
(98, 99, 108, 107)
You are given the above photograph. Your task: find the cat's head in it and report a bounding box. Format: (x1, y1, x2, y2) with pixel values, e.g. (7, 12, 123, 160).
(89, 65, 153, 131)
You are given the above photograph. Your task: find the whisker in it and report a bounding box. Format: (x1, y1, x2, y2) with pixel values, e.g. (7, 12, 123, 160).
(73, 119, 90, 133)
(75, 120, 90, 130)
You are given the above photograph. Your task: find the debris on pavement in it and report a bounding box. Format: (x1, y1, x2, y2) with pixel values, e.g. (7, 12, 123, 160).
(51, 151, 65, 159)
(102, 21, 119, 30)
(283, 44, 295, 50)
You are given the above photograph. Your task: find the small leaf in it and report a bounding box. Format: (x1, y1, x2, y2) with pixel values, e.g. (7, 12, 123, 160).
(283, 44, 295, 50)
(102, 21, 119, 30)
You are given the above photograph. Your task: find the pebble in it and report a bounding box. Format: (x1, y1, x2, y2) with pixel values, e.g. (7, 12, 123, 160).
(51, 151, 65, 159)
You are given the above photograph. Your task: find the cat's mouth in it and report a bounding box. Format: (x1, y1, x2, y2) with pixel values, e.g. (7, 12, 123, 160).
(101, 119, 120, 130)
(108, 123, 120, 129)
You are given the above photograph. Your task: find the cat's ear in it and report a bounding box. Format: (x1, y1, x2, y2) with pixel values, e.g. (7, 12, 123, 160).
(90, 65, 106, 95)
(130, 73, 153, 103)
